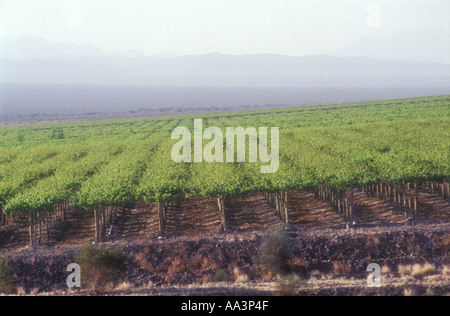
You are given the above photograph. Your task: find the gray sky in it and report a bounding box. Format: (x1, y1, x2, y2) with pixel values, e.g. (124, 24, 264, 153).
(0, 0, 449, 62)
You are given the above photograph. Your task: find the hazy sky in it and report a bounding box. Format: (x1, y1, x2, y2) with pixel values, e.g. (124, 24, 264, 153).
(0, 0, 449, 60)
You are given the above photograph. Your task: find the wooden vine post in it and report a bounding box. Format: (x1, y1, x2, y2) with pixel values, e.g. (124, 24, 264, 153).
(158, 200, 167, 235)
(94, 206, 100, 243)
(284, 191, 290, 225)
(268, 192, 289, 225)
(217, 196, 227, 232)
(0, 206, 5, 227)
(28, 210, 35, 248)
(413, 181, 418, 220)
(348, 188, 354, 224)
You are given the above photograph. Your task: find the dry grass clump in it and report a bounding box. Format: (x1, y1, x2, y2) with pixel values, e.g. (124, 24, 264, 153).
(134, 252, 156, 273)
(29, 288, 39, 296)
(381, 265, 394, 279)
(398, 264, 412, 278)
(115, 281, 135, 292)
(366, 235, 381, 248)
(276, 274, 303, 296)
(332, 262, 352, 276)
(134, 244, 225, 284)
(398, 263, 436, 280)
(404, 288, 417, 296)
(420, 263, 436, 276)
(443, 235, 450, 248)
(442, 265, 450, 277)
(168, 256, 187, 275)
(233, 267, 250, 283)
(15, 286, 26, 296)
(289, 257, 309, 276)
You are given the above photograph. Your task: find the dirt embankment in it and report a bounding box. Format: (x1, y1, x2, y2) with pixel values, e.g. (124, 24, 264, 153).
(1, 222, 449, 295)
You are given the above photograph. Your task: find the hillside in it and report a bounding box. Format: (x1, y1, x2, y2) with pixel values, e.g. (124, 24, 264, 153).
(0, 96, 449, 295)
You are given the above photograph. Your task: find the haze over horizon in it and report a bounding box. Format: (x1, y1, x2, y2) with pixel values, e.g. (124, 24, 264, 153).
(0, 1, 449, 125)
(1, 33, 450, 65)
(0, 0, 449, 64)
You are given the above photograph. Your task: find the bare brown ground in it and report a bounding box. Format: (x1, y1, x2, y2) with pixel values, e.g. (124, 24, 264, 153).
(165, 197, 221, 236)
(114, 201, 159, 240)
(352, 192, 408, 225)
(417, 192, 450, 221)
(226, 194, 279, 232)
(1, 189, 449, 251)
(352, 191, 450, 225)
(288, 191, 344, 228)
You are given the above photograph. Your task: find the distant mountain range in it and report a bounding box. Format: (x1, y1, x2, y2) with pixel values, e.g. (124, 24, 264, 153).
(0, 36, 150, 59)
(1, 37, 449, 88)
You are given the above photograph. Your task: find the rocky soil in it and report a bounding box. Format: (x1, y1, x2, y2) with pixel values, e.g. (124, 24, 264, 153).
(1, 221, 448, 296)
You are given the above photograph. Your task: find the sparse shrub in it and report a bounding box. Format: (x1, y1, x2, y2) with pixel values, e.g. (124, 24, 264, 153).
(257, 225, 291, 278)
(214, 268, 229, 282)
(76, 245, 128, 293)
(0, 260, 16, 295)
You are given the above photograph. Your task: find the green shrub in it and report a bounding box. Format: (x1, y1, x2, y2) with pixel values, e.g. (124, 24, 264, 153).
(0, 260, 16, 295)
(76, 245, 128, 292)
(257, 225, 291, 278)
(214, 268, 229, 282)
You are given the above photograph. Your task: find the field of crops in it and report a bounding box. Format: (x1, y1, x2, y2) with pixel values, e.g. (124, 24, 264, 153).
(0, 95, 449, 247)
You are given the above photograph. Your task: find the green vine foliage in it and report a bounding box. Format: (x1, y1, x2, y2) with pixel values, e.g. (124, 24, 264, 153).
(0, 96, 448, 216)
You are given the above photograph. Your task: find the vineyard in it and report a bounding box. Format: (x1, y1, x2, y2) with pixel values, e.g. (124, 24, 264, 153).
(0, 95, 449, 249)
